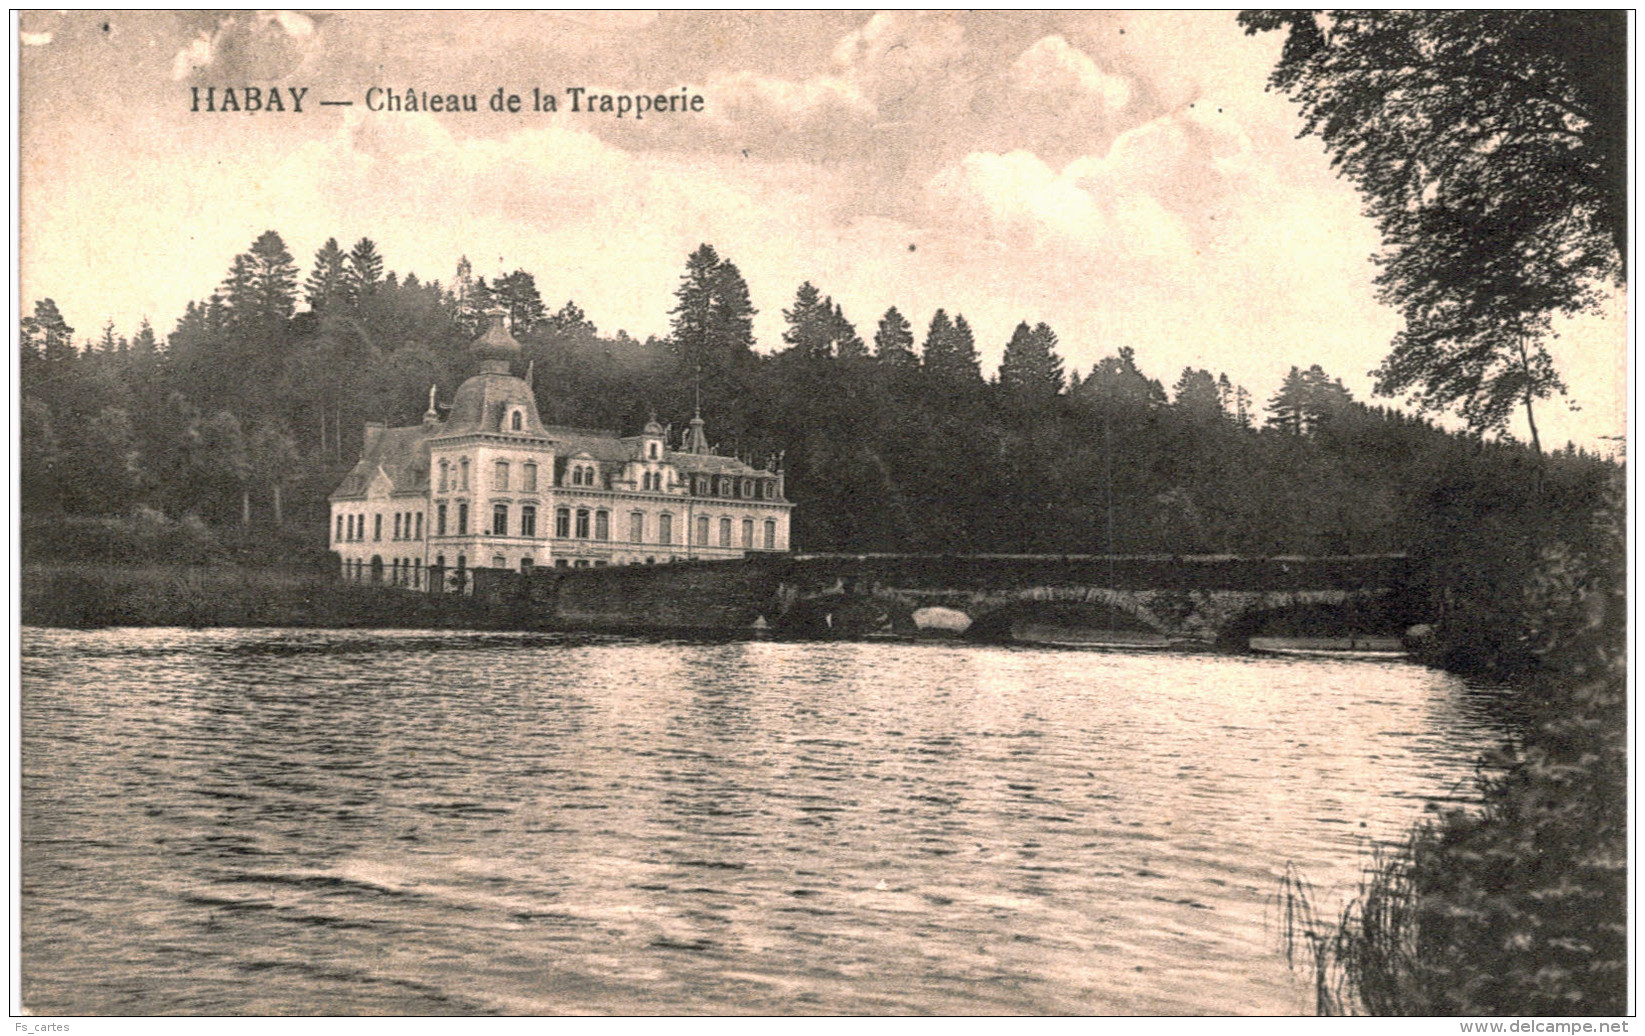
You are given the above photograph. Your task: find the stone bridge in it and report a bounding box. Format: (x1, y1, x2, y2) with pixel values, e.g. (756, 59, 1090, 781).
(473, 552, 1422, 644)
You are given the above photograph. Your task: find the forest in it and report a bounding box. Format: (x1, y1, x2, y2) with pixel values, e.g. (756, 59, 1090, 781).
(20, 228, 1616, 560)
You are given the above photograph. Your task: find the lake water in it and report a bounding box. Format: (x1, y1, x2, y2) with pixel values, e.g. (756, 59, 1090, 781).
(20, 628, 1505, 1015)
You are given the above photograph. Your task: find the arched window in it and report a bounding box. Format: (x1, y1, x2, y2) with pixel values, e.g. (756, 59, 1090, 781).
(492, 504, 508, 536)
(511, 410, 523, 431)
(457, 502, 468, 535)
(555, 507, 570, 538)
(648, 442, 659, 460)
(762, 481, 774, 500)
(719, 477, 732, 496)
(436, 503, 447, 536)
(575, 509, 590, 538)
(594, 510, 610, 541)
(741, 478, 753, 498)
(520, 505, 537, 537)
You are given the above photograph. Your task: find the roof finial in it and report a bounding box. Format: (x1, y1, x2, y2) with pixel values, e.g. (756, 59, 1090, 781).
(424, 384, 439, 423)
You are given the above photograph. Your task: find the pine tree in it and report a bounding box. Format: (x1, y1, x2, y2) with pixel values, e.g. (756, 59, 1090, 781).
(1172, 367, 1223, 421)
(669, 243, 720, 371)
(924, 311, 982, 385)
(247, 230, 299, 323)
(346, 237, 384, 300)
(873, 306, 916, 366)
(708, 259, 756, 363)
(782, 282, 832, 359)
(831, 302, 867, 361)
(493, 269, 546, 333)
(999, 320, 1065, 401)
(304, 237, 349, 313)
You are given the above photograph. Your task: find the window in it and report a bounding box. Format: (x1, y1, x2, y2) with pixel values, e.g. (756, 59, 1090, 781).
(762, 481, 774, 500)
(439, 460, 449, 493)
(648, 442, 659, 460)
(742, 478, 753, 498)
(658, 513, 672, 545)
(719, 477, 732, 496)
(336, 515, 344, 542)
(575, 509, 590, 538)
(415, 513, 423, 540)
(511, 410, 523, 431)
(520, 557, 533, 575)
(413, 559, 421, 588)
(436, 503, 447, 536)
(459, 458, 469, 491)
(394, 514, 402, 540)
(555, 507, 570, 538)
(493, 504, 508, 536)
(764, 519, 776, 550)
(495, 461, 509, 490)
(697, 515, 709, 545)
(720, 517, 732, 547)
(492, 554, 506, 569)
(630, 512, 644, 543)
(595, 510, 610, 541)
(374, 514, 382, 541)
(522, 462, 537, 492)
(742, 518, 754, 548)
(521, 505, 536, 538)
(555, 559, 568, 568)
(457, 502, 468, 535)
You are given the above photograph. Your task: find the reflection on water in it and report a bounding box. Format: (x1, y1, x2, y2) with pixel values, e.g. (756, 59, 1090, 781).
(20, 628, 1503, 1015)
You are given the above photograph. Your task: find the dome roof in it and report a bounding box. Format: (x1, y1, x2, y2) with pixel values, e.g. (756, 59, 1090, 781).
(470, 310, 522, 364)
(441, 371, 544, 437)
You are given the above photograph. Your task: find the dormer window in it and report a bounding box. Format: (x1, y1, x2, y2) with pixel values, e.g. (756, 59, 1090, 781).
(511, 410, 524, 432)
(648, 442, 659, 460)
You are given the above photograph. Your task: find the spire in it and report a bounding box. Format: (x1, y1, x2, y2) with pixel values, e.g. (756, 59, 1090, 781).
(686, 412, 709, 454)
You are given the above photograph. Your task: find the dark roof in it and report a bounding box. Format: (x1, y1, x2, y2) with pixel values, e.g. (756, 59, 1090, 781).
(330, 425, 436, 499)
(438, 371, 549, 438)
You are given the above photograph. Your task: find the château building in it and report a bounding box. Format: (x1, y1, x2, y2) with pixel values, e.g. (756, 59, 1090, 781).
(329, 312, 792, 588)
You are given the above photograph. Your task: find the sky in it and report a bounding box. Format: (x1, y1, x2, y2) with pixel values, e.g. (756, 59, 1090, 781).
(17, 10, 1627, 452)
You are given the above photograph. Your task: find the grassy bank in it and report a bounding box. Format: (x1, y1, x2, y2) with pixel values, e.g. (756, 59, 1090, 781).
(1281, 484, 1627, 1016)
(20, 563, 512, 630)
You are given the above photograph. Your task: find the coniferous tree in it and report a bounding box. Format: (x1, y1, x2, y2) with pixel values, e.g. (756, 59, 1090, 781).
(708, 258, 757, 364)
(999, 320, 1065, 401)
(346, 237, 385, 300)
(782, 282, 830, 360)
(1172, 367, 1223, 421)
(246, 230, 299, 324)
(304, 238, 349, 313)
(874, 306, 916, 366)
(832, 302, 867, 361)
(493, 269, 546, 333)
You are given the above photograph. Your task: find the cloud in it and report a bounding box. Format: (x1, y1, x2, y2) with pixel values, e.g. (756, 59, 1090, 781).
(1010, 35, 1130, 110)
(169, 11, 320, 81)
(20, 31, 52, 46)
